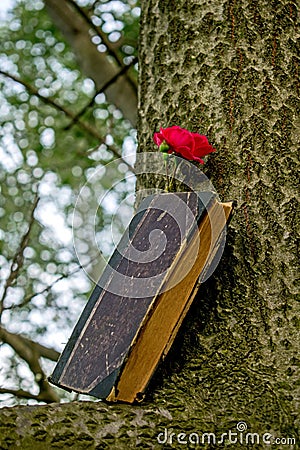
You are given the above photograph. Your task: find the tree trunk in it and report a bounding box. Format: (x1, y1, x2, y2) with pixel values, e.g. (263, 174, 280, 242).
(0, 0, 298, 447)
(137, 0, 299, 440)
(44, 0, 138, 126)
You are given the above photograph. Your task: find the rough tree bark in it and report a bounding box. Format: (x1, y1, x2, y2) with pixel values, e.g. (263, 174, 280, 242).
(0, 1, 299, 448)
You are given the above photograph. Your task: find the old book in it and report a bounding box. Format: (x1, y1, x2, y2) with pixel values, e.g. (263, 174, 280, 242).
(49, 191, 233, 403)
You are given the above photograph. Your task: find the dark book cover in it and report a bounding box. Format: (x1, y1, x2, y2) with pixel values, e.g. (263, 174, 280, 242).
(49, 191, 218, 399)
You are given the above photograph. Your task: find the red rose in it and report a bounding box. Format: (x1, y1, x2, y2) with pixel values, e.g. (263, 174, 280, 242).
(153, 126, 215, 163)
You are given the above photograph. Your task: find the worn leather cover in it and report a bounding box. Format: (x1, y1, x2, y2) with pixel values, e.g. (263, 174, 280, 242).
(49, 191, 216, 398)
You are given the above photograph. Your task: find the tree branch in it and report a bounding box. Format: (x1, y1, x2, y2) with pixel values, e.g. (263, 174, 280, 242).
(66, 0, 137, 92)
(0, 69, 107, 144)
(0, 326, 60, 403)
(0, 387, 49, 402)
(0, 327, 60, 362)
(3, 261, 86, 312)
(0, 195, 39, 319)
(0, 70, 135, 172)
(44, 0, 137, 126)
(64, 56, 138, 130)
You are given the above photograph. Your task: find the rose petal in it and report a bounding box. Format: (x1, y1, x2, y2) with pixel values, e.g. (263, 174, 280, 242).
(171, 145, 194, 160)
(191, 155, 205, 164)
(161, 126, 194, 152)
(193, 134, 215, 157)
(153, 126, 215, 164)
(153, 132, 164, 146)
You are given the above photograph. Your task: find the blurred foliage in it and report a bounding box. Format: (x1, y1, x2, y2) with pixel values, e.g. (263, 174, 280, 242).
(0, 0, 139, 406)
